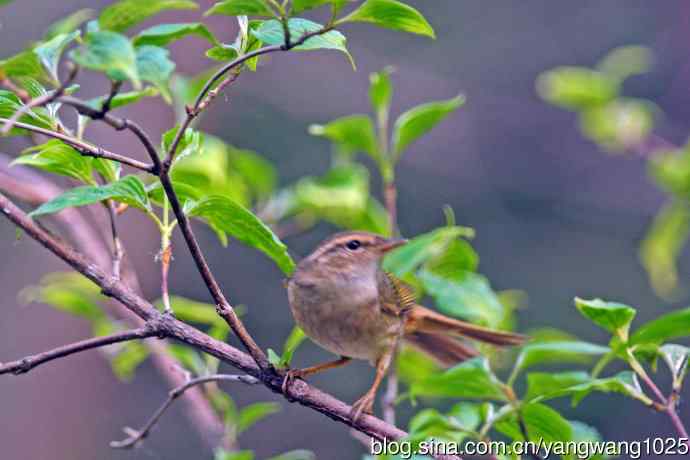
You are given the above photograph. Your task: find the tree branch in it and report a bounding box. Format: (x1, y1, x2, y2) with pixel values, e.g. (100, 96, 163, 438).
(111, 373, 260, 449)
(0, 326, 158, 375)
(0, 118, 155, 172)
(0, 191, 460, 460)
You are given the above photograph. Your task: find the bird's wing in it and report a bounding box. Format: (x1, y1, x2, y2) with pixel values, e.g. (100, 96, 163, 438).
(377, 271, 416, 317)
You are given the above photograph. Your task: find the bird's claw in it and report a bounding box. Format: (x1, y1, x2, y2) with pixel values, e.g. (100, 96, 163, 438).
(281, 368, 304, 399)
(349, 393, 374, 423)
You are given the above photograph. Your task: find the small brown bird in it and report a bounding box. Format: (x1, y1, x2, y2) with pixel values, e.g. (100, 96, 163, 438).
(285, 231, 526, 421)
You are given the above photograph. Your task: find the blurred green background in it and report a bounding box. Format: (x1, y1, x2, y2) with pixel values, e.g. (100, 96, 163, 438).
(1, 1, 690, 459)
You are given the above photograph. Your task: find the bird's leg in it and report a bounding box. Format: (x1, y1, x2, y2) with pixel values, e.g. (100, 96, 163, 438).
(282, 356, 352, 394)
(350, 347, 395, 422)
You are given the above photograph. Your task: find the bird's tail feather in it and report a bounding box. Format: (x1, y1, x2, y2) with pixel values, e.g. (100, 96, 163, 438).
(405, 305, 527, 346)
(404, 332, 479, 367)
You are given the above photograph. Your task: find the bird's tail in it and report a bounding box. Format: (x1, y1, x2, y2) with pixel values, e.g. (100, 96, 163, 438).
(402, 304, 526, 366)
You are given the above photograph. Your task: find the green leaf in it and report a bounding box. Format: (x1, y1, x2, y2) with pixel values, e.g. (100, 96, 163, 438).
(559, 371, 653, 407)
(215, 449, 255, 460)
(252, 18, 354, 68)
(410, 357, 508, 400)
(238, 401, 281, 432)
(185, 196, 295, 274)
(100, 0, 199, 32)
(339, 0, 435, 38)
(648, 147, 690, 198)
(163, 125, 203, 162)
(494, 403, 572, 443)
(574, 297, 636, 340)
(0, 90, 55, 136)
(419, 269, 504, 328)
(536, 67, 619, 110)
(266, 450, 315, 460)
(229, 146, 276, 200)
(525, 371, 591, 401)
(309, 114, 378, 159)
(29, 175, 151, 218)
(579, 98, 655, 152)
(382, 226, 474, 278)
(568, 421, 606, 460)
(134, 23, 218, 48)
(392, 94, 464, 158)
(45, 8, 94, 40)
(12, 140, 94, 184)
(87, 87, 159, 111)
(205, 0, 273, 17)
(136, 45, 175, 103)
(111, 342, 149, 381)
(397, 344, 442, 385)
(512, 341, 610, 377)
(0, 49, 51, 84)
(407, 408, 467, 446)
(71, 30, 140, 87)
(34, 31, 80, 81)
(206, 45, 239, 61)
(19, 271, 106, 321)
(168, 344, 208, 375)
(597, 45, 652, 81)
(369, 67, 393, 117)
(659, 344, 689, 391)
(630, 307, 690, 345)
(267, 348, 282, 367)
(640, 201, 690, 297)
(292, 0, 346, 14)
(277, 326, 307, 367)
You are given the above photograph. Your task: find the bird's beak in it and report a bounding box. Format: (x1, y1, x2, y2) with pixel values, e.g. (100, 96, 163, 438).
(379, 238, 408, 253)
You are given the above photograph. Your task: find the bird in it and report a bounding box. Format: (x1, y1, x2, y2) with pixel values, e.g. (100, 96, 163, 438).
(284, 231, 526, 421)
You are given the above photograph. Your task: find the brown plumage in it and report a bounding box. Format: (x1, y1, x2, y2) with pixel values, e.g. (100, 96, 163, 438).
(285, 231, 526, 421)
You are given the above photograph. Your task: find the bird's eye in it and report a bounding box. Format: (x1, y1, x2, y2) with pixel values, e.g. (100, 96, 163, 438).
(346, 240, 362, 250)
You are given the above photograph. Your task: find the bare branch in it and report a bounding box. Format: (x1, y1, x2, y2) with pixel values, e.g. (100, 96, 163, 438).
(0, 118, 155, 172)
(111, 374, 260, 449)
(0, 326, 158, 375)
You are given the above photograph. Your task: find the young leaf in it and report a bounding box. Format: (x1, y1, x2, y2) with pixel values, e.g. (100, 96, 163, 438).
(392, 95, 464, 158)
(494, 403, 573, 443)
(205, 0, 274, 17)
(630, 307, 690, 345)
(12, 140, 94, 184)
(252, 18, 354, 68)
(238, 401, 281, 433)
(574, 297, 636, 340)
(70, 30, 140, 87)
(99, 0, 199, 32)
(34, 31, 80, 81)
(511, 341, 610, 377)
(215, 450, 254, 460)
(525, 371, 591, 401)
(163, 125, 203, 162)
(157, 295, 234, 326)
(579, 98, 655, 152)
(564, 371, 653, 407)
(86, 87, 159, 111)
(292, 0, 346, 14)
(309, 114, 378, 159)
(29, 175, 151, 218)
(277, 326, 307, 367)
(184, 196, 295, 274)
(597, 45, 652, 82)
(410, 357, 508, 400)
(0, 49, 51, 84)
(338, 0, 435, 38)
(369, 67, 393, 117)
(659, 344, 689, 391)
(206, 45, 239, 61)
(111, 342, 149, 381)
(1, 90, 55, 135)
(536, 67, 619, 110)
(135, 45, 175, 103)
(134, 23, 219, 47)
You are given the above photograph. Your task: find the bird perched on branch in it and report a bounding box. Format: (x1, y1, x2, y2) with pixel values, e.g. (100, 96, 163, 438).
(284, 231, 526, 421)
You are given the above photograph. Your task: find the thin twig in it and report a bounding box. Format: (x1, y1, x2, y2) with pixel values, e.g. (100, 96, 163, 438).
(106, 200, 124, 279)
(1, 64, 79, 135)
(99, 80, 123, 116)
(111, 374, 260, 449)
(0, 191, 461, 460)
(0, 78, 29, 101)
(0, 118, 155, 172)
(159, 243, 172, 314)
(0, 326, 157, 375)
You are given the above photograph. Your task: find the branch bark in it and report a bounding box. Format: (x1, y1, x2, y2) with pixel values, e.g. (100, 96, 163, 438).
(0, 327, 158, 375)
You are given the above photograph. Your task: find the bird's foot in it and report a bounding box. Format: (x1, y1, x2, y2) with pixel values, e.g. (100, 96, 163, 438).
(349, 393, 374, 423)
(281, 368, 305, 398)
